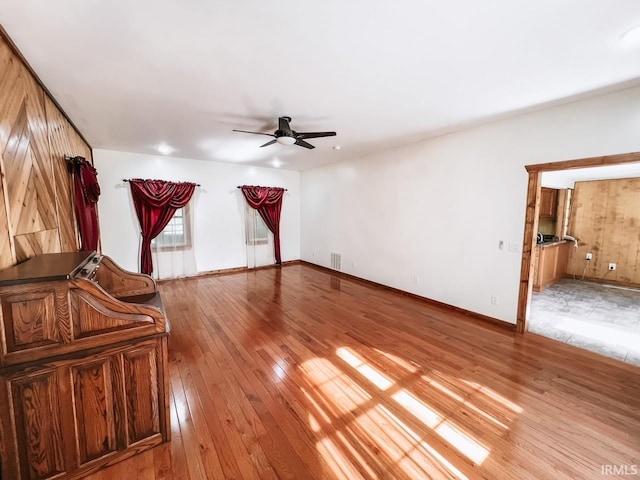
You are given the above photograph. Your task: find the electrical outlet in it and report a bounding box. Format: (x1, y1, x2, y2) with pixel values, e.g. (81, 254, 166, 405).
(586, 252, 592, 260)
(414, 276, 420, 284)
(509, 242, 521, 253)
(498, 240, 504, 250)
(490, 295, 498, 305)
(312, 251, 316, 258)
(352, 261, 356, 268)
(609, 263, 616, 271)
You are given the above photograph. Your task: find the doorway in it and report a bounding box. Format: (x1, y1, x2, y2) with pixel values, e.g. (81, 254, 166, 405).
(517, 151, 640, 340)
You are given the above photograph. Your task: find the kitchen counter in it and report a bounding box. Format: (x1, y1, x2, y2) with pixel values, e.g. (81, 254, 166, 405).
(537, 239, 571, 249)
(533, 240, 571, 291)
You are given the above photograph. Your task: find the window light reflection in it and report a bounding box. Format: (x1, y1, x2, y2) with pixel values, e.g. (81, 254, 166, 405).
(355, 405, 433, 479)
(461, 380, 523, 413)
(422, 375, 509, 429)
(337, 347, 393, 390)
(377, 405, 469, 480)
(434, 423, 489, 465)
(317, 437, 364, 479)
(301, 358, 371, 414)
(374, 348, 418, 373)
(393, 389, 489, 464)
(392, 390, 441, 428)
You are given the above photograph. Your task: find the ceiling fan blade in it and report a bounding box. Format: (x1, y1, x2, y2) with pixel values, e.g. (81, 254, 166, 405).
(295, 139, 315, 149)
(278, 116, 292, 133)
(232, 129, 276, 137)
(295, 131, 337, 140)
(260, 139, 277, 148)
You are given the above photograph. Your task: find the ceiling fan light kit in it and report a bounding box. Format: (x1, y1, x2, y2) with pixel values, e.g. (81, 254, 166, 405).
(276, 136, 296, 145)
(233, 116, 336, 149)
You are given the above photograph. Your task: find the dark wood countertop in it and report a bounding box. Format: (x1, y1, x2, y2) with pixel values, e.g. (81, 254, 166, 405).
(0, 251, 95, 286)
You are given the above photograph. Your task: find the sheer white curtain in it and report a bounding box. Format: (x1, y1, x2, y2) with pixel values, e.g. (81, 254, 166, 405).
(244, 202, 274, 269)
(151, 197, 197, 280)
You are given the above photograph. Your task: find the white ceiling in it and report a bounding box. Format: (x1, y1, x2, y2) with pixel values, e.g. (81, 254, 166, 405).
(2, 1, 640, 170)
(542, 162, 640, 188)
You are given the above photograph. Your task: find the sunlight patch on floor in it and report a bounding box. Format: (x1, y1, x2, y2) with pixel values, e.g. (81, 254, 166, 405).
(422, 375, 510, 429)
(461, 380, 523, 414)
(300, 358, 371, 414)
(337, 347, 393, 390)
(297, 346, 526, 478)
(335, 347, 490, 464)
(555, 317, 640, 352)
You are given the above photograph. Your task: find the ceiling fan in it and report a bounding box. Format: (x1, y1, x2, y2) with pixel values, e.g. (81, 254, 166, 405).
(233, 116, 336, 149)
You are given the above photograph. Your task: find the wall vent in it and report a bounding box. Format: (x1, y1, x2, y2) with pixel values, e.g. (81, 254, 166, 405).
(330, 252, 342, 271)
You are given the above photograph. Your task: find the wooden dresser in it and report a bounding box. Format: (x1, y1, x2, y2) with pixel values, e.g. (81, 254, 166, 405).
(0, 251, 170, 480)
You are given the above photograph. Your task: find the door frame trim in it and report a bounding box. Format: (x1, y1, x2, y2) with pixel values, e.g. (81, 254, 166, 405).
(516, 151, 640, 334)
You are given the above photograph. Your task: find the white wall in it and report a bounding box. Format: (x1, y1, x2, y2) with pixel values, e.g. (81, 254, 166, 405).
(301, 86, 640, 324)
(94, 149, 300, 274)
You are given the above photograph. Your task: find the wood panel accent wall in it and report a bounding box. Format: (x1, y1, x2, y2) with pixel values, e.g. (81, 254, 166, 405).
(0, 31, 91, 269)
(566, 177, 640, 285)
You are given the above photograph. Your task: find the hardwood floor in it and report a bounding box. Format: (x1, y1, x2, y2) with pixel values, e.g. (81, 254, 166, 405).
(90, 264, 640, 480)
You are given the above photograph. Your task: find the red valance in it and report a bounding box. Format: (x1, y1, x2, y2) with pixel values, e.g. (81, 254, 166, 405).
(129, 179, 196, 275)
(240, 185, 285, 264)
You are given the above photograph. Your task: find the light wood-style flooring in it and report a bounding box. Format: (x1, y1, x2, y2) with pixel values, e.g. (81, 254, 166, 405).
(89, 264, 640, 479)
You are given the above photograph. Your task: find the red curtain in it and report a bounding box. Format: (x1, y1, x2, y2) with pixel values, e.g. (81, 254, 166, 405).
(129, 179, 196, 275)
(71, 158, 101, 251)
(241, 185, 285, 264)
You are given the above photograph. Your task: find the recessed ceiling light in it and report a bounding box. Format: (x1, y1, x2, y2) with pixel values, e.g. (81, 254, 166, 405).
(272, 159, 282, 168)
(157, 143, 174, 155)
(620, 25, 640, 48)
(333, 145, 342, 150)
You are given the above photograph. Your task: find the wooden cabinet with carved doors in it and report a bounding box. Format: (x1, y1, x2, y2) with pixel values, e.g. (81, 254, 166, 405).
(0, 251, 170, 480)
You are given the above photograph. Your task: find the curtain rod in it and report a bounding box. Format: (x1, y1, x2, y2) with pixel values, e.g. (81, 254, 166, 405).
(236, 186, 288, 191)
(123, 179, 201, 186)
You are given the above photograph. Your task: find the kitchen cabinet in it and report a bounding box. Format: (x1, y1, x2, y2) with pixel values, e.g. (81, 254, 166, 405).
(540, 187, 558, 218)
(533, 241, 571, 292)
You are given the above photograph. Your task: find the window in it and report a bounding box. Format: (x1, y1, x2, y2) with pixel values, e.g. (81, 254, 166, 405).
(246, 211, 269, 245)
(152, 205, 192, 250)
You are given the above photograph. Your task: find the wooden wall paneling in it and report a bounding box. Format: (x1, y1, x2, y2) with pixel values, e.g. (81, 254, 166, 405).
(45, 95, 78, 252)
(14, 230, 61, 263)
(5, 73, 57, 237)
(0, 31, 93, 268)
(606, 179, 640, 284)
(0, 157, 15, 269)
(0, 38, 24, 269)
(566, 178, 640, 285)
(566, 181, 607, 278)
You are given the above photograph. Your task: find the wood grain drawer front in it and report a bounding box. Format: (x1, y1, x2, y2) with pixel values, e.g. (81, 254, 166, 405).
(122, 345, 160, 445)
(9, 369, 67, 480)
(2, 290, 59, 354)
(71, 357, 118, 466)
